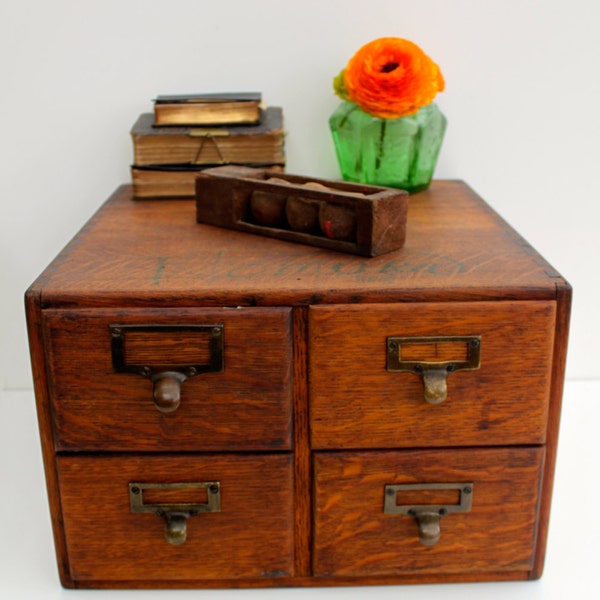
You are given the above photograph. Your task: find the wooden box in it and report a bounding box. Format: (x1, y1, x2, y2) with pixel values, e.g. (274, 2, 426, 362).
(195, 165, 408, 257)
(26, 181, 571, 589)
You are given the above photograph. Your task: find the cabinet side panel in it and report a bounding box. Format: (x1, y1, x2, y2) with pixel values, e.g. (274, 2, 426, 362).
(530, 281, 572, 578)
(25, 288, 73, 587)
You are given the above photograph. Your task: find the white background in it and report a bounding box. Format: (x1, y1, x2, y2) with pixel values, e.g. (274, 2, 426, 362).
(1, 0, 600, 388)
(1, 0, 599, 597)
(2, 382, 599, 597)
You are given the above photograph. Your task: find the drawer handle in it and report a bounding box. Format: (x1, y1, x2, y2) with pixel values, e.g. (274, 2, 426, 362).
(384, 482, 473, 546)
(151, 371, 187, 413)
(110, 324, 224, 413)
(129, 481, 221, 545)
(386, 335, 481, 405)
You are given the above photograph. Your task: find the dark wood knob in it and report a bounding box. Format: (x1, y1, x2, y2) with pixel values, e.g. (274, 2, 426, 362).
(152, 372, 187, 413)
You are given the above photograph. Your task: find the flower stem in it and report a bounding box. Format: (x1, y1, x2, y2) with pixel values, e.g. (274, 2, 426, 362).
(338, 103, 359, 129)
(375, 118, 387, 171)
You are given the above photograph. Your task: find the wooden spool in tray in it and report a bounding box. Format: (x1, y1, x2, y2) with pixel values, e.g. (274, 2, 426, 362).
(195, 165, 408, 257)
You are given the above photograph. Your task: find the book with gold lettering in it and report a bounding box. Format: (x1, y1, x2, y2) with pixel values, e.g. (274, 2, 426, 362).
(154, 92, 262, 126)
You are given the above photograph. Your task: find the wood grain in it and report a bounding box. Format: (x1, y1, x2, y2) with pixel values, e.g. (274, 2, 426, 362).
(25, 180, 571, 588)
(43, 307, 293, 451)
(35, 182, 560, 308)
(24, 288, 74, 587)
(56, 453, 294, 582)
(313, 447, 545, 577)
(292, 308, 312, 576)
(530, 280, 572, 578)
(309, 300, 556, 448)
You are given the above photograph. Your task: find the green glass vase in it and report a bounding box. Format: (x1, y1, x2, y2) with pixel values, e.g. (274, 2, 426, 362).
(329, 101, 447, 193)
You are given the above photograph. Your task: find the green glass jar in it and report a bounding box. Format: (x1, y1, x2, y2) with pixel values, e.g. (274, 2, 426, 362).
(329, 101, 446, 193)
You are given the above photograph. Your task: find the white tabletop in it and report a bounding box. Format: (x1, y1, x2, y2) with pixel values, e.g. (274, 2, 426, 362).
(1, 381, 597, 599)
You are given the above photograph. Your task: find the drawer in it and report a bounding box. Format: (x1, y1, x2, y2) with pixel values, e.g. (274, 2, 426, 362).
(56, 453, 294, 582)
(313, 447, 545, 577)
(44, 307, 293, 451)
(309, 301, 556, 448)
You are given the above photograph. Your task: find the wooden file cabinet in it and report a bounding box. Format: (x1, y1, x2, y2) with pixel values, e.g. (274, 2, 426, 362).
(26, 181, 571, 588)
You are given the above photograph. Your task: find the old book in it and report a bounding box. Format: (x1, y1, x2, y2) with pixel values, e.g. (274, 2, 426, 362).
(154, 92, 262, 126)
(131, 164, 284, 199)
(131, 107, 284, 167)
(131, 165, 207, 199)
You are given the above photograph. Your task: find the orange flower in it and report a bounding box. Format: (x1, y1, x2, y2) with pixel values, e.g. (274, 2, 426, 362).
(340, 37, 444, 119)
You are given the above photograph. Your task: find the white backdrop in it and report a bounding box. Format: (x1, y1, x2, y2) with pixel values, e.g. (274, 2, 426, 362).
(2, 0, 599, 388)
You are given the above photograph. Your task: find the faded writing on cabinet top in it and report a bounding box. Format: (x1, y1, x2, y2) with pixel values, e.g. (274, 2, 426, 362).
(35, 181, 560, 307)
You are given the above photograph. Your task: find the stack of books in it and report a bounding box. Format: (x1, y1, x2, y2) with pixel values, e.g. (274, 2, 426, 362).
(130, 93, 285, 199)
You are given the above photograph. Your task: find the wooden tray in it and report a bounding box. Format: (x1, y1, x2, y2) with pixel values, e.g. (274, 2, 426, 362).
(195, 166, 408, 257)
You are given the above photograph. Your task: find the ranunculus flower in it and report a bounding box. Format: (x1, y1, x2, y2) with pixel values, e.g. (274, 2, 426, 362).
(336, 37, 444, 119)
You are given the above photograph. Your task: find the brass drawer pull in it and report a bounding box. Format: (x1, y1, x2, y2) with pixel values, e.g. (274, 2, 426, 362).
(386, 335, 481, 404)
(110, 324, 224, 413)
(129, 481, 221, 545)
(384, 482, 473, 546)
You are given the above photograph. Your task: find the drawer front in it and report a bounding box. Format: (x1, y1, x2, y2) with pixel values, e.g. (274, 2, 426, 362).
(313, 447, 545, 577)
(44, 307, 293, 451)
(56, 453, 294, 582)
(309, 301, 556, 448)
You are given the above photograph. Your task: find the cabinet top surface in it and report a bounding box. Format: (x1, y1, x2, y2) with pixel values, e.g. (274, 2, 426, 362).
(30, 181, 565, 307)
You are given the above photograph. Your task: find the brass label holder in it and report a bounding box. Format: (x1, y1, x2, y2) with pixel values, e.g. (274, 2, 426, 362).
(386, 335, 481, 405)
(110, 323, 224, 413)
(129, 481, 221, 545)
(384, 482, 473, 546)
